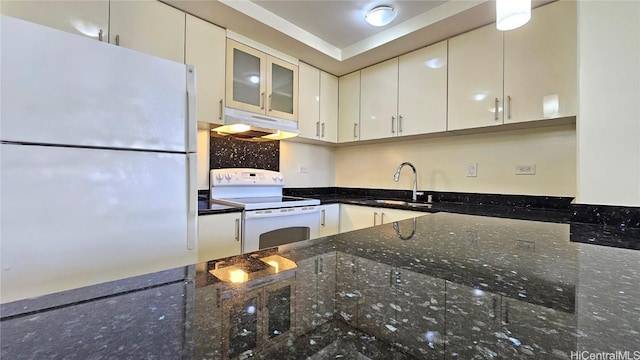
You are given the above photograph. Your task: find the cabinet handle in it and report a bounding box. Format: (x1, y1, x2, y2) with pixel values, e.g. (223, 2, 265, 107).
(216, 288, 221, 308)
(234, 218, 240, 241)
(505, 302, 510, 324)
(219, 99, 223, 120)
(391, 116, 396, 134)
(389, 271, 394, 287)
(98, 29, 103, 42)
(321, 123, 325, 137)
(316, 121, 320, 137)
(494, 98, 499, 121)
(507, 95, 512, 119)
(320, 258, 324, 273)
(315, 258, 319, 274)
(260, 92, 265, 110)
(398, 115, 403, 133)
(115, 34, 120, 46)
(491, 297, 497, 319)
(373, 212, 378, 226)
(321, 209, 326, 226)
(353, 122, 358, 138)
(381, 212, 385, 224)
(268, 93, 272, 111)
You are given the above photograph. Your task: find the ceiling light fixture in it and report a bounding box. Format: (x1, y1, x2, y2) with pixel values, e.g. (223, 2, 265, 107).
(496, 0, 531, 31)
(365, 5, 397, 27)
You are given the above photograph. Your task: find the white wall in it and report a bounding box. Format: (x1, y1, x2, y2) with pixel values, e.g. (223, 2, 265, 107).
(577, 1, 640, 206)
(280, 141, 336, 187)
(335, 124, 576, 197)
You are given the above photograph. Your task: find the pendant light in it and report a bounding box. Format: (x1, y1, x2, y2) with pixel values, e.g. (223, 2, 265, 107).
(496, 0, 531, 31)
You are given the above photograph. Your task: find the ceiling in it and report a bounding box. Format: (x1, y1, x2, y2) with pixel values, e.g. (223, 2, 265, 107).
(163, 0, 552, 76)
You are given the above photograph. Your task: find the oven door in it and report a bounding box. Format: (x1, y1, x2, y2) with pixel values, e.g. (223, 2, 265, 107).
(243, 206, 320, 253)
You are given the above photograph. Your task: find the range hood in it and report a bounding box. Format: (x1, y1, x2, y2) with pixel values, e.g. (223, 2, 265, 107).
(212, 107, 299, 141)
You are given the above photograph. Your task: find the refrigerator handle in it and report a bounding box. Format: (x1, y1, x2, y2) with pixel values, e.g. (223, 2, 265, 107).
(186, 65, 197, 153)
(186, 153, 198, 250)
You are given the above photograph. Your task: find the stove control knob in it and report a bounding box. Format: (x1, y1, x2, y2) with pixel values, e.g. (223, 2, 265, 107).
(272, 175, 278, 181)
(224, 173, 232, 180)
(278, 174, 284, 182)
(215, 173, 223, 182)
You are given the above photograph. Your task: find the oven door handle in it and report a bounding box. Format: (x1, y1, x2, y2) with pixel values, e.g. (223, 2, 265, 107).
(244, 206, 319, 219)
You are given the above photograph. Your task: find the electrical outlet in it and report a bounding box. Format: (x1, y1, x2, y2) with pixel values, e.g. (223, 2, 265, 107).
(467, 163, 477, 177)
(298, 165, 309, 173)
(515, 164, 536, 175)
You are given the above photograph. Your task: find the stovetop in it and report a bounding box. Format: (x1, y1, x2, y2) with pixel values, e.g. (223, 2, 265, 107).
(211, 195, 320, 210)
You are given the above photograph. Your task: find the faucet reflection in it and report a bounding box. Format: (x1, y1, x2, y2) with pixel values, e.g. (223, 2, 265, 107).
(393, 162, 418, 201)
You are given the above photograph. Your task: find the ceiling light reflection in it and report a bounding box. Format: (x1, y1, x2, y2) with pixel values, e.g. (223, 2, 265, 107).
(70, 18, 101, 38)
(425, 58, 444, 69)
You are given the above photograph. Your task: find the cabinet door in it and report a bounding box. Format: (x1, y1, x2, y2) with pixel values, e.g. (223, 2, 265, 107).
(185, 15, 226, 124)
(338, 71, 361, 143)
(109, 0, 185, 63)
(267, 56, 298, 121)
(339, 204, 376, 233)
(500, 299, 576, 359)
(504, 1, 577, 124)
(263, 279, 295, 341)
(198, 212, 242, 262)
(294, 257, 318, 335)
(448, 24, 504, 131)
(298, 62, 321, 139)
(398, 41, 448, 136)
(222, 288, 263, 358)
(319, 204, 340, 237)
(360, 58, 399, 140)
(226, 39, 267, 114)
(445, 281, 502, 358)
(0, 0, 109, 40)
(395, 270, 446, 359)
(319, 71, 339, 142)
(316, 252, 337, 324)
(356, 257, 397, 343)
(335, 252, 359, 326)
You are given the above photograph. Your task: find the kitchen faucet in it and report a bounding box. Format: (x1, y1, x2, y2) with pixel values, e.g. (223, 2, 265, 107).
(393, 162, 418, 201)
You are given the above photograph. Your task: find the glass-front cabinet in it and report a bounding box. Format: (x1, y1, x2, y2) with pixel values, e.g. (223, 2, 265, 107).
(226, 39, 298, 121)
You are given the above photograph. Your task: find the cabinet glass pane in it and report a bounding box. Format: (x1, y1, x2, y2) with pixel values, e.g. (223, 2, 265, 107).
(233, 49, 261, 106)
(271, 63, 294, 114)
(228, 296, 259, 358)
(267, 285, 292, 339)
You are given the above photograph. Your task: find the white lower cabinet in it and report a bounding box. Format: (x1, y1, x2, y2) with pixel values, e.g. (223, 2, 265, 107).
(339, 204, 426, 233)
(318, 204, 340, 237)
(198, 212, 242, 262)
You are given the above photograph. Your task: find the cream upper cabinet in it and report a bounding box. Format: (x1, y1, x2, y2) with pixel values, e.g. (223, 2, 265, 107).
(319, 71, 339, 143)
(0, 0, 109, 40)
(109, 1, 185, 63)
(298, 63, 338, 142)
(398, 41, 448, 136)
(448, 24, 504, 131)
(360, 58, 399, 141)
(503, 0, 577, 124)
(338, 71, 361, 143)
(226, 39, 298, 121)
(2, 0, 186, 63)
(185, 15, 226, 125)
(298, 62, 321, 139)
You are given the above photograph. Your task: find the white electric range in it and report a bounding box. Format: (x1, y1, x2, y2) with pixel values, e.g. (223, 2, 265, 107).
(210, 168, 320, 253)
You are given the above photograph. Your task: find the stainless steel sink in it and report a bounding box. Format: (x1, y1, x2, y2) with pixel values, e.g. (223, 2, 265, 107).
(373, 199, 432, 208)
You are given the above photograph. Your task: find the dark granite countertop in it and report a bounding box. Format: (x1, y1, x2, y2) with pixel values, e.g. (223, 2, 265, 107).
(2, 212, 638, 359)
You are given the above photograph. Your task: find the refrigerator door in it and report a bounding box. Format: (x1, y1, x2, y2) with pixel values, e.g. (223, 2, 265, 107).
(0, 144, 197, 303)
(0, 15, 196, 153)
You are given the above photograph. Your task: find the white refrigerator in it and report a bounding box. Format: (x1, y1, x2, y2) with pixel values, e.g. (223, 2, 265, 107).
(0, 15, 198, 303)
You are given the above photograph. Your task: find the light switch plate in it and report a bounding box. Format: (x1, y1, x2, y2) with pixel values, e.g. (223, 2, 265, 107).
(467, 163, 477, 177)
(515, 164, 536, 175)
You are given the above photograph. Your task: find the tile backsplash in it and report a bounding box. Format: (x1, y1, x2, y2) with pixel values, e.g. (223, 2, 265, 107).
(209, 135, 279, 171)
